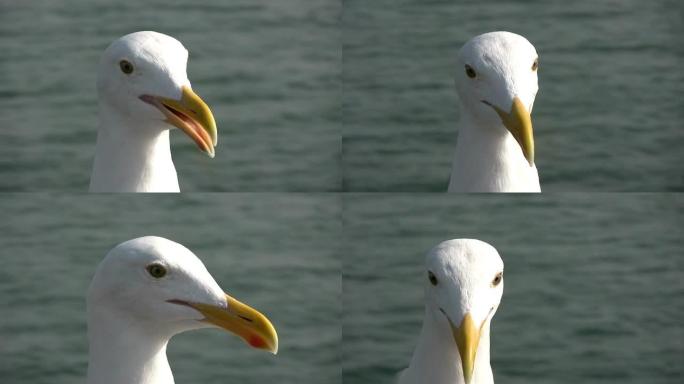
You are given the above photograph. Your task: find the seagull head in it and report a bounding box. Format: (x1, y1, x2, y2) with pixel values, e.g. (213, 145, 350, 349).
(87, 236, 278, 354)
(424, 239, 504, 383)
(455, 31, 539, 165)
(97, 31, 217, 157)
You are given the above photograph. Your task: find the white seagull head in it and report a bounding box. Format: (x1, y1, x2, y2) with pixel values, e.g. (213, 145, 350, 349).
(455, 31, 539, 165)
(424, 239, 504, 383)
(87, 236, 278, 353)
(97, 31, 217, 157)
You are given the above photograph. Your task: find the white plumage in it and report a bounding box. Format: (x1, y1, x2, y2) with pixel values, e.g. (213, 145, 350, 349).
(87, 236, 277, 384)
(89, 31, 217, 193)
(449, 32, 541, 192)
(398, 239, 504, 384)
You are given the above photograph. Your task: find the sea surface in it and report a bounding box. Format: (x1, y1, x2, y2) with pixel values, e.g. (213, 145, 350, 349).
(0, 194, 341, 384)
(343, 194, 684, 383)
(0, 0, 340, 191)
(2, 1, 681, 193)
(0, 194, 681, 383)
(343, 0, 684, 191)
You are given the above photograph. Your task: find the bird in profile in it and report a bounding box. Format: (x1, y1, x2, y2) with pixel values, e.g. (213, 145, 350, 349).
(89, 31, 218, 193)
(87, 236, 277, 384)
(449, 31, 541, 192)
(397, 239, 504, 384)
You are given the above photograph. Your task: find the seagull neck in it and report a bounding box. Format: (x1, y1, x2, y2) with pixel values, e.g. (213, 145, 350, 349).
(407, 308, 493, 384)
(449, 110, 539, 192)
(456, 111, 519, 167)
(90, 104, 179, 192)
(87, 309, 175, 384)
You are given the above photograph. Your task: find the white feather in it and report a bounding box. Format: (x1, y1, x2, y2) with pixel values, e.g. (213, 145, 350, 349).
(87, 236, 226, 384)
(89, 32, 191, 193)
(398, 239, 504, 384)
(449, 31, 541, 192)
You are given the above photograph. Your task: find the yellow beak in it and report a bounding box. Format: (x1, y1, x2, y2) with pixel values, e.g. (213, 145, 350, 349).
(181, 294, 278, 354)
(486, 96, 534, 166)
(451, 313, 483, 384)
(150, 86, 218, 158)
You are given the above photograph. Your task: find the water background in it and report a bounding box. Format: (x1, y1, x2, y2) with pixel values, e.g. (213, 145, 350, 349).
(0, 194, 682, 383)
(0, 0, 340, 191)
(343, 194, 683, 383)
(2, 0, 681, 192)
(0, 194, 341, 384)
(343, 0, 684, 191)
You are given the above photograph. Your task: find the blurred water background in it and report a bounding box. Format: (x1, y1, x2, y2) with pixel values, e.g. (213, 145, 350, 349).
(343, 194, 683, 383)
(0, 194, 341, 383)
(343, 0, 683, 191)
(2, 0, 681, 192)
(0, 0, 340, 191)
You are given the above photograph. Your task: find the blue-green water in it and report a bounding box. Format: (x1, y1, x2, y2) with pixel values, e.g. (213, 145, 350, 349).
(343, 194, 684, 383)
(2, 0, 681, 192)
(0, 194, 341, 383)
(1, 0, 683, 383)
(343, 0, 684, 191)
(0, 194, 682, 383)
(0, 0, 340, 191)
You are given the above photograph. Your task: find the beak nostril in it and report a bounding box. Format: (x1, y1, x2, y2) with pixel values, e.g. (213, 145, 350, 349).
(238, 315, 254, 322)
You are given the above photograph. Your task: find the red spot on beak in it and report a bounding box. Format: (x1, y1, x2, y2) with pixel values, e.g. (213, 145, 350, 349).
(249, 335, 266, 349)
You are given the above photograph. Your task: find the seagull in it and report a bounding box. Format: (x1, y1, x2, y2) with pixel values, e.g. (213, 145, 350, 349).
(87, 236, 277, 384)
(89, 31, 217, 193)
(397, 239, 504, 384)
(448, 31, 541, 192)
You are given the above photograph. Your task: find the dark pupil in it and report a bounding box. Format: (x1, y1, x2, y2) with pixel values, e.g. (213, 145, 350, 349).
(120, 61, 133, 74)
(149, 265, 165, 278)
(428, 272, 437, 285)
(465, 65, 476, 78)
(532, 60, 538, 70)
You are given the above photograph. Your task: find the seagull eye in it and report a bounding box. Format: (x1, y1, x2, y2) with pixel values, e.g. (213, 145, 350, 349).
(428, 271, 438, 286)
(146, 264, 167, 278)
(532, 58, 538, 71)
(492, 272, 503, 286)
(119, 60, 134, 74)
(465, 64, 477, 78)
